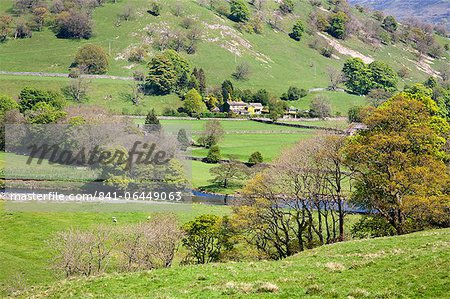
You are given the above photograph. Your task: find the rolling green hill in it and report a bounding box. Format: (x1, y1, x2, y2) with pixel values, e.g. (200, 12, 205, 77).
(21, 228, 450, 298)
(350, 0, 450, 30)
(0, 0, 448, 115)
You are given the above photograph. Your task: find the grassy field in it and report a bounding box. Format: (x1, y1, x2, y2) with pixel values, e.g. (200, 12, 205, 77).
(19, 228, 450, 298)
(0, 201, 231, 296)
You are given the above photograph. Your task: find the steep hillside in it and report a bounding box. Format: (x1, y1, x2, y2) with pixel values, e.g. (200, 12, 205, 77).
(350, 0, 449, 29)
(0, 0, 447, 88)
(23, 228, 450, 298)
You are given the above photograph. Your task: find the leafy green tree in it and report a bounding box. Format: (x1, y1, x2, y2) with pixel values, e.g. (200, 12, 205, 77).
(248, 151, 263, 164)
(183, 88, 207, 115)
(289, 20, 304, 41)
(344, 92, 450, 234)
(369, 61, 398, 93)
(343, 58, 398, 95)
(382, 16, 398, 32)
(205, 145, 221, 163)
(18, 87, 65, 112)
(268, 99, 286, 121)
(327, 12, 349, 39)
(252, 89, 270, 106)
(144, 109, 161, 131)
(229, 0, 250, 22)
(74, 44, 108, 74)
(281, 86, 307, 101)
(182, 215, 233, 264)
(221, 80, 234, 102)
(145, 50, 190, 95)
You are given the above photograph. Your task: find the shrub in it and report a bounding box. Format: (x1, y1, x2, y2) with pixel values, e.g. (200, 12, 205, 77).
(351, 216, 397, 239)
(182, 215, 233, 264)
(281, 87, 307, 101)
(229, 0, 250, 22)
(289, 20, 304, 41)
(74, 44, 109, 74)
(248, 151, 263, 164)
(205, 145, 221, 163)
(326, 12, 349, 39)
(348, 106, 362, 123)
(148, 1, 161, 16)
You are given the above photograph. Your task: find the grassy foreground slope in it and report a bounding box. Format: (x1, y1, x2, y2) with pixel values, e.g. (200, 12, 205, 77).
(26, 229, 450, 299)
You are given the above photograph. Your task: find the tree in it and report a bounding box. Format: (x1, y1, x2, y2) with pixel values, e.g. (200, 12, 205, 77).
(233, 135, 349, 259)
(279, 0, 294, 14)
(0, 15, 13, 42)
(369, 61, 398, 93)
(144, 109, 161, 131)
(74, 44, 109, 74)
(327, 12, 349, 39)
(221, 80, 234, 102)
(193, 68, 206, 95)
(145, 50, 190, 95)
(310, 95, 331, 119)
(210, 158, 248, 188)
(327, 67, 344, 91)
(55, 11, 92, 39)
(198, 120, 225, 148)
(289, 20, 304, 41)
(18, 87, 65, 112)
(205, 145, 221, 163)
(382, 16, 398, 33)
(182, 215, 233, 264)
(342, 58, 397, 95)
(32, 7, 48, 31)
(268, 99, 286, 121)
(183, 88, 207, 115)
(344, 92, 450, 234)
(229, 0, 250, 22)
(177, 128, 190, 151)
(62, 77, 89, 102)
(281, 87, 307, 101)
(148, 1, 161, 16)
(232, 62, 251, 81)
(248, 151, 263, 165)
(252, 89, 270, 105)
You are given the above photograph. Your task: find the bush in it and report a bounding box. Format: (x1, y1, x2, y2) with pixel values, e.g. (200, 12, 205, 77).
(351, 216, 397, 239)
(74, 44, 109, 74)
(310, 95, 331, 119)
(248, 151, 263, 164)
(281, 87, 307, 101)
(205, 145, 221, 163)
(182, 215, 233, 264)
(348, 106, 362, 123)
(289, 20, 304, 41)
(229, 0, 250, 23)
(148, 1, 161, 16)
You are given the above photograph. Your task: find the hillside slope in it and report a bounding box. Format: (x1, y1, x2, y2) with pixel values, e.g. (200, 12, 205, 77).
(0, 0, 447, 92)
(25, 228, 450, 299)
(350, 0, 450, 29)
